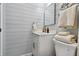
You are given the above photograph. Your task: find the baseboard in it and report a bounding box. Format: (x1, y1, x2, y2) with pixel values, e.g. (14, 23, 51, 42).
(21, 52, 32, 56)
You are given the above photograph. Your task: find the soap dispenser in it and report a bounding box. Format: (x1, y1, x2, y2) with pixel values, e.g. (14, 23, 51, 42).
(47, 27, 49, 33)
(43, 26, 46, 32)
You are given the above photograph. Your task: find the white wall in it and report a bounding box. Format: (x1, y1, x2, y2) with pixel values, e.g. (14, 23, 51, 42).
(3, 3, 46, 56)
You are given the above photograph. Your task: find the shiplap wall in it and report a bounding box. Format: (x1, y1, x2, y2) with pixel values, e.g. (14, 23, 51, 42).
(3, 3, 46, 56)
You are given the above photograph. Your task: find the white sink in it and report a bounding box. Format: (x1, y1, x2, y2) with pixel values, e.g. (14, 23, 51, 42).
(32, 29, 56, 35)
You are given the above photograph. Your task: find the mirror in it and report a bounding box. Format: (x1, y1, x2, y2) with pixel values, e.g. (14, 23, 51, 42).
(43, 3, 56, 26)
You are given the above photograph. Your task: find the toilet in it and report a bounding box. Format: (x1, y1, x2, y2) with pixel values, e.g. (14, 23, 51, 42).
(53, 39, 77, 56)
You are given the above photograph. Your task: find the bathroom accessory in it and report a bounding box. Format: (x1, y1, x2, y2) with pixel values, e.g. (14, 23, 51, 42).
(58, 9, 67, 27)
(42, 25, 46, 33)
(54, 34, 76, 44)
(47, 27, 49, 33)
(66, 5, 77, 28)
(42, 26, 49, 33)
(58, 4, 77, 28)
(57, 32, 70, 36)
(53, 39, 77, 56)
(32, 22, 38, 32)
(57, 3, 79, 44)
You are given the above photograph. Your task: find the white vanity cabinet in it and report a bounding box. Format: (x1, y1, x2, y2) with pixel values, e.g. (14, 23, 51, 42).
(32, 32, 56, 56)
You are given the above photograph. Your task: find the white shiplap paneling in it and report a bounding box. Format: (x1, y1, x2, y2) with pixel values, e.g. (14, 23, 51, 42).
(3, 3, 45, 56)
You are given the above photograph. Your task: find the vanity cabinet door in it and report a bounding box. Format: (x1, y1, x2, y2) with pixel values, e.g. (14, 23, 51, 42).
(32, 34, 39, 56)
(32, 33, 55, 56)
(38, 35, 55, 56)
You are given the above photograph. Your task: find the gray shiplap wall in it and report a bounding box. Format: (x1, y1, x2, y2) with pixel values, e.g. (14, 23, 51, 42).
(3, 3, 45, 56)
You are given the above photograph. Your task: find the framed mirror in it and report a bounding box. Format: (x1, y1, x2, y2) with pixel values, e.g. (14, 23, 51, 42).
(44, 3, 56, 25)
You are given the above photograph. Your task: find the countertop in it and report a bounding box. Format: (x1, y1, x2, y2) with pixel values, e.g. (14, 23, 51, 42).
(32, 30, 56, 35)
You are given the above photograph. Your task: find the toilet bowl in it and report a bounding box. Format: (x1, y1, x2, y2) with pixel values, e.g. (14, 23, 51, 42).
(53, 39, 77, 56)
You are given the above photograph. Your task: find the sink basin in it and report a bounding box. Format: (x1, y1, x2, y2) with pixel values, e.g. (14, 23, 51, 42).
(32, 29, 56, 35)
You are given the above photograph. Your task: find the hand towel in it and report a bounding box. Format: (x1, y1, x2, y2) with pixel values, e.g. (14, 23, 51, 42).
(57, 10, 67, 27)
(58, 5, 77, 29)
(54, 34, 76, 44)
(57, 32, 70, 36)
(66, 5, 77, 28)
